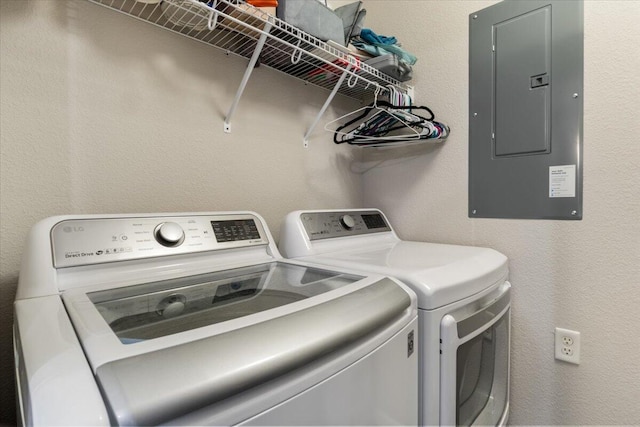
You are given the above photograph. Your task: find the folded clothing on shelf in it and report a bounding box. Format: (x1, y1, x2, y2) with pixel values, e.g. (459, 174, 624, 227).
(353, 28, 417, 65)
(350, 28, 417, 81)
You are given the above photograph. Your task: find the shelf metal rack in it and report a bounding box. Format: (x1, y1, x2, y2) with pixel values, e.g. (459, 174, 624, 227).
(86, 0, 410, 146)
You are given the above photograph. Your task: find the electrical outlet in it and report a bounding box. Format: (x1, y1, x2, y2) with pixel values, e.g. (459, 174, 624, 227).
(555, 327, 581, 365)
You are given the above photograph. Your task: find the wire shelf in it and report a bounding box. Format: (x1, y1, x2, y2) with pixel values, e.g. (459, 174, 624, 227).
(86, 0, 409, 101)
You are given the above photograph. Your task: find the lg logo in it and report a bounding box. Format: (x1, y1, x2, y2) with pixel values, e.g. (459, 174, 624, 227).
(63, 226, 85, 233)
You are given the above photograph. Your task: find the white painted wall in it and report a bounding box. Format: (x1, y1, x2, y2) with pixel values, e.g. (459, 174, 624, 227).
(0, 1, 362, 423)
(361, 0, 640, 425)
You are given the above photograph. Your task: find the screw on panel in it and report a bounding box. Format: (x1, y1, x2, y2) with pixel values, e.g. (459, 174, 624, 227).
(573, 93, 579, 98)
(571, 210, 578, 216)
(473, 112, 478, 117)
(472, 210, 477, 215)
(473, 14, 478, 19)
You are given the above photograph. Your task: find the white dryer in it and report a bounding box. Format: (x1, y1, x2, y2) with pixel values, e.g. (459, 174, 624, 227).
(279, 209, 511, 426)
(14, 211, 419, 426)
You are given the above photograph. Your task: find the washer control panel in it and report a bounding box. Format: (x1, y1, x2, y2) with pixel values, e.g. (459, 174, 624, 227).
(51, 214, 268, 268)
(300, 210, 391, 241)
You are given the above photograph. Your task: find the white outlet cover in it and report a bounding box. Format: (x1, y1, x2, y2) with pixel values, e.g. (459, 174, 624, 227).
(555, 327, 581, 365)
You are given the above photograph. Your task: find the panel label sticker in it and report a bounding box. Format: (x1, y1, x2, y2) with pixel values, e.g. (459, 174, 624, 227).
(549, 165, 576, 198)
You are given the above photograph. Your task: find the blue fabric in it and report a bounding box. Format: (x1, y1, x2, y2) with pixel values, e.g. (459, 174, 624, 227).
(360, 28, 397, 46)
(353, 28, 418, 66)
(351, 39, 387, 57)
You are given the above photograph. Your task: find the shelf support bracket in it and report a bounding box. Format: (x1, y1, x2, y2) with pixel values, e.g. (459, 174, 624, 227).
(224, 22, 273, 133)
(303, 63, 354, 148)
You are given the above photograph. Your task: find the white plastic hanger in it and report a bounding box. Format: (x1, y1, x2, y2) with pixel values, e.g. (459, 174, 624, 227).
(324, 86, 424, 143)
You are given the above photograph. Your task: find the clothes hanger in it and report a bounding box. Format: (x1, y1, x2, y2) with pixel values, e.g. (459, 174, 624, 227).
(326, 87, 431, 142)
(343, 84, 450, 145)
(324, 86, 388, 132)
(325, 85, 447, 146)
(333, 101, 436, 143)
(344, 119, 450, 147)
(335, 104, 448, 146)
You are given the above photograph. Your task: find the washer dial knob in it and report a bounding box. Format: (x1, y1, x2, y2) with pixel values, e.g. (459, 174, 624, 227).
(340, 214, 356, 230)
(154, 222, 185, 247)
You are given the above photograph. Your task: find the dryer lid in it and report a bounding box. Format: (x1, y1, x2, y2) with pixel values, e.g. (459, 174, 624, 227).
(306, 241, 508, 309)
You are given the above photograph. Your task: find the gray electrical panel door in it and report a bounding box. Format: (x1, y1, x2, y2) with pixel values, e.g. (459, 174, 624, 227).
(469, 1, 583, 220)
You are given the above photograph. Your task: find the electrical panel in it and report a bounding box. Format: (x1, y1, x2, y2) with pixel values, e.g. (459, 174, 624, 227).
(469, 1, 583, 219)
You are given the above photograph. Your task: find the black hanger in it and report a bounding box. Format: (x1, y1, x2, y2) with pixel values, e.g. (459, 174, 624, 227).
(333, 101, 435, 144)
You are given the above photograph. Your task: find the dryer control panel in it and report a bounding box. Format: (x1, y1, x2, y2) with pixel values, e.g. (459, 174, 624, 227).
(51, 214, 269, 268)
(300, 210, 391, 241)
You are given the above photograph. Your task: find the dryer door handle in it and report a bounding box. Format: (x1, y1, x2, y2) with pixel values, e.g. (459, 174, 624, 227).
(454, 282, 511, 339)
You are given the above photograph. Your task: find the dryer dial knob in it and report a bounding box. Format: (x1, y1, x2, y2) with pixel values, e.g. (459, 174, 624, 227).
(340, 214, 356, 230)
(154, 222, 185, 247)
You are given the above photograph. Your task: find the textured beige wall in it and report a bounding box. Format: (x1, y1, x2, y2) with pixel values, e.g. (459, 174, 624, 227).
(3, 0, 639, 425)
(0, 1, 362, 423)
(361, 0, 640, 425)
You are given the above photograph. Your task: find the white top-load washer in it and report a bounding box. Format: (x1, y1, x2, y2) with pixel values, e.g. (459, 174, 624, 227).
(14, 211, 419, 426)
(279, 209, 511, 427)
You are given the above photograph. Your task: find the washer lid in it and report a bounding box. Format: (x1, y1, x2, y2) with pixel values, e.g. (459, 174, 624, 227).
(304, 241, 508, 309)
(85, 262, 363, 343)
(88, 273, 411, 425)
(62, 261, 416, 425)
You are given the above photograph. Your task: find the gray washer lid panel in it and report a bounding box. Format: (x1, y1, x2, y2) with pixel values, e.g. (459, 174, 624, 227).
(96, 277, 411, 426)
